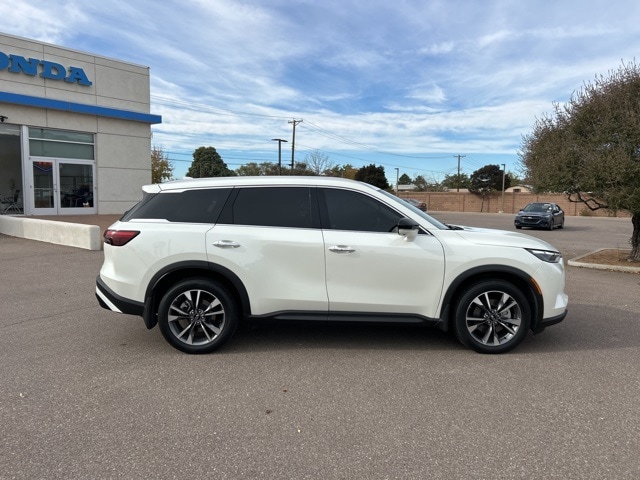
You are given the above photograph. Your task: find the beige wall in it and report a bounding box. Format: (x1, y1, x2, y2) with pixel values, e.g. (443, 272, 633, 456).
(0, 32, 156, 214)
(398, 191, 631, 217)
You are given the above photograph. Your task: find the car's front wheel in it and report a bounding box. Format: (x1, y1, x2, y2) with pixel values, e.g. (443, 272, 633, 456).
(158, 278, 238, 354)
(454, 280, 531, 354)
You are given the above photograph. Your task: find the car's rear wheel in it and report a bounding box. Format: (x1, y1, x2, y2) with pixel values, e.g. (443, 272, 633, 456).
(454, 280, 531, 354)
(158, 278, 238, 354)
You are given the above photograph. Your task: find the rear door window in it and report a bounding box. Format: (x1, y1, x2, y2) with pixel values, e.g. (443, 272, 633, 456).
(224, 187, 318, 228)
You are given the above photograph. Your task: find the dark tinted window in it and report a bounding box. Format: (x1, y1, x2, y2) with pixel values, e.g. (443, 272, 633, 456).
(122, 188, 232, 223)
(322, 188, 403, 232)
(231, 187, 314, 228)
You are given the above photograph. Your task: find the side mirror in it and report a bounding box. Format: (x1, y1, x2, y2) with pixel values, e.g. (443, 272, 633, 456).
(397, 217, 419, 240)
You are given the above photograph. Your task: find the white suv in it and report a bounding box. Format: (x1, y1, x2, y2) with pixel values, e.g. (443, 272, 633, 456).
(96, 176, 568, 354)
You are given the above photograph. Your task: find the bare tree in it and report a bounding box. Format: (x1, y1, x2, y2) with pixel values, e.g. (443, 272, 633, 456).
(304, 150, 334, 175)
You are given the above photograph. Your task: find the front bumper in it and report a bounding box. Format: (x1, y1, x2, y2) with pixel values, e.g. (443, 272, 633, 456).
(515, 216, 552, 228)
(533, 309, 568, 333)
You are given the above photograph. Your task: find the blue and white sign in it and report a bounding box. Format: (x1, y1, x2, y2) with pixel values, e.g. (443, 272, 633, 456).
(0, 51, 92, 86)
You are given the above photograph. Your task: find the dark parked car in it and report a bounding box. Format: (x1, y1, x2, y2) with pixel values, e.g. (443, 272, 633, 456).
(514, 202, 564, 230)
(404, 198, 427, 211)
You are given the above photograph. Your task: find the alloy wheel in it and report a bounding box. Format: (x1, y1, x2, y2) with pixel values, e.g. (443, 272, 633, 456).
(464, 290, 523, 347)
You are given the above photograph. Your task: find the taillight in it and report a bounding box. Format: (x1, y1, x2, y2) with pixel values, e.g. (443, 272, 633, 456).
(104, 229, 140, 246)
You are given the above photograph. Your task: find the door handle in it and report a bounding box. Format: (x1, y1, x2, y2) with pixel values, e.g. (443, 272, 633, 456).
(212, 240, 241, 248)
(329, 245, 355, 254)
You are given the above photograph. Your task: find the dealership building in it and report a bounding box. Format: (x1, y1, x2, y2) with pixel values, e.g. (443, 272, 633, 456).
(0, 32, 161, 216)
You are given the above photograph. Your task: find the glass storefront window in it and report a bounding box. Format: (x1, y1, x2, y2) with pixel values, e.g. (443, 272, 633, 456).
(59, 163, 94, 208)
(28, 127, 95, 160)
(33, 161, 54, 209)
(28, 127, 96, 214)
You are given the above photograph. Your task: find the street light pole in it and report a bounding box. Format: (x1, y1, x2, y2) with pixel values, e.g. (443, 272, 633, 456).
(395, 168, 399, 195)
(271, 138, 288, 175)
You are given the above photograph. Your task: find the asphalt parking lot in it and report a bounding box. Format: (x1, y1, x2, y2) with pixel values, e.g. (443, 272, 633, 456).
(1, 212, 639, 479)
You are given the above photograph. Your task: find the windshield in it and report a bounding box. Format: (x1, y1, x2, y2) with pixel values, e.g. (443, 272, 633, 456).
(378, 189, 449, 230)
(523, 203, 552, 213)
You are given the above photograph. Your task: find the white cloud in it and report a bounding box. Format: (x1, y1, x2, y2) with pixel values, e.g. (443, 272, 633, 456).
(3, 0, 640, 179)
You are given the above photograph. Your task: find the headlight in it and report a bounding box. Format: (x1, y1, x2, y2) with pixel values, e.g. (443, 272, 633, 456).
(526, 248, 562, 263)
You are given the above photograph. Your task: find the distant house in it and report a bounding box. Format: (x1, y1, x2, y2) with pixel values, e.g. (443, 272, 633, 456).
(397, 184, 417, 191)
(442, 188, 470, 193)
(506, 185, 533, 193)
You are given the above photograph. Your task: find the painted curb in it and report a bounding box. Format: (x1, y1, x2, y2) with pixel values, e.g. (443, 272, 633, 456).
(568, 248, 640, 273)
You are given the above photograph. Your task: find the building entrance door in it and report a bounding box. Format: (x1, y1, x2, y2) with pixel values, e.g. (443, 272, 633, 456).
(29, 157, 96, 215)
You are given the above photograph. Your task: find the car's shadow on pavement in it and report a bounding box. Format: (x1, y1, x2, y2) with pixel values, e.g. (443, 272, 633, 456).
(105, 304, 638, 356)
(225, 321, 463, 353)
(222, 302, 639, 355)
(516, 303, 640, 354)
(515, 225, 593, 233)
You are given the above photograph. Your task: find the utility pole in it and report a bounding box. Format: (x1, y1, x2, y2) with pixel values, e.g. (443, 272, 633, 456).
(454, 154, 465, 192)
(500, 163, 506, 213)
(288, 119, 302, 174)
(271, 138, 288, 175)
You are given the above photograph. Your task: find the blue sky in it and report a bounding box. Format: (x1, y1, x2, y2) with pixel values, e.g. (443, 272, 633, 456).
(3, 0, 640, 183)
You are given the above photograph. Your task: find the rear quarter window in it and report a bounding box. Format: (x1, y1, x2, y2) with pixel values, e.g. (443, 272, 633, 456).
(122, 188, 232, 223)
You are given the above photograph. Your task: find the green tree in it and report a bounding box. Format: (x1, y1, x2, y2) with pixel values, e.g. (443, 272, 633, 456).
(355, 164, 390, 189)
(326, 164, 358, 179)
(469, 164, 509, 193)
(236, 162, 280, 176)
(413, 175, 428, 191)
(469, 165, 510, 212)
(520, 61, 640, 260)
(186, 146, 235, 178)
(151, 145, 173, 183)
(441, 173, 471, 191)
(287, 162, 316, 176)
(398, 173, 412, 185)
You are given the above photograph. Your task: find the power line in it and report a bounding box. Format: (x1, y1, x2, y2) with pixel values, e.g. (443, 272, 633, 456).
(151, 96, 458, 162)
(301, 120, 452, 160)
(150, 96, 496, 181)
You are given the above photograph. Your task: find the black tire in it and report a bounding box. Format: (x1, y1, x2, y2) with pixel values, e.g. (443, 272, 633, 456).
(515, 225, 522, 229)
(558, 219, 564, 229)
(454, 280, 531, 354)
(158, 278, 238, 354)
(548, 219, 554, 230)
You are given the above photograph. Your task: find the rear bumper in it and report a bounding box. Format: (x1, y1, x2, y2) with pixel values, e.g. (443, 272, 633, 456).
(95, 275, 144, 317)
